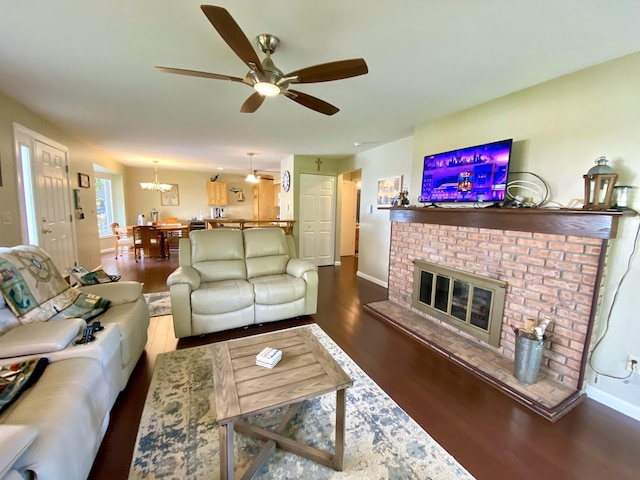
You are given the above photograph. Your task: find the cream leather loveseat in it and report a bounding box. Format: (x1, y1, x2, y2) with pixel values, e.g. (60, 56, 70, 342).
(167, 228, 318, 338)
(0, 245, 150, 480)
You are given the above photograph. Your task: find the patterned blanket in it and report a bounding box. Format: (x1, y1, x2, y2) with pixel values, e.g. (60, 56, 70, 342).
(0, 358, 49, 415)
(0, 246, 110, 325)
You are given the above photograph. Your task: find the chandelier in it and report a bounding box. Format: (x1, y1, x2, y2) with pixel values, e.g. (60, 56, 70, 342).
(245, 153, 261, 184)
(140, 160, 172, 192)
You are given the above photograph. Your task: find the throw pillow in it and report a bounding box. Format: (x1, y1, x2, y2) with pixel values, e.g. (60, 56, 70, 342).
(0, 246, 69, 318)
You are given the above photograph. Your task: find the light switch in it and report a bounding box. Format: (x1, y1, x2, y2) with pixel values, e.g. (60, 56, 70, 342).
(2, 211, 11, 225)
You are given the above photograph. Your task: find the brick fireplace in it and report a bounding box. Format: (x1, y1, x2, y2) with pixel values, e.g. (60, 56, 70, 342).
(383, 207, 622, 392)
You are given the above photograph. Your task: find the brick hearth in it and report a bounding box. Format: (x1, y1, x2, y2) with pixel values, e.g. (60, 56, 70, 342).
(373, 207, 624, 419)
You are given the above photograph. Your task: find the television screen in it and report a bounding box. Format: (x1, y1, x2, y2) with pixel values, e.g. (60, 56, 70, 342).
(420, 139, 513, 204)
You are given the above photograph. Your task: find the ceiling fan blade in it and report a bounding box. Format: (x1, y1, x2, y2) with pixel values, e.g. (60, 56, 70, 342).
(285, 90, 339, 116)
(240, 92, 265, 113)
(285, 58, 368, 84)
(155, 66, 246, 83)
(200, 5, 263, 72)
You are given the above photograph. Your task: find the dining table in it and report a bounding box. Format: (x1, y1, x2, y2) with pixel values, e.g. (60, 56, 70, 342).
(117, 224, 189, 258)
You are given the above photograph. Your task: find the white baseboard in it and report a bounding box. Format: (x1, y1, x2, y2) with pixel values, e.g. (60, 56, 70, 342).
(585, 385, 640, 422)
(356, 271, 388, 288)
(334, 260, 342, 266)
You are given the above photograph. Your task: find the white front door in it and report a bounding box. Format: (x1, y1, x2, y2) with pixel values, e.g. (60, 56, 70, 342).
(34, 140, 75, 271)
(299, 174, 336, 266)
(14, 124, 76, 272)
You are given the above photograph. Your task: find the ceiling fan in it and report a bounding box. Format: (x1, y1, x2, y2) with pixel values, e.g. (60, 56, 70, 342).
(156, 5, 369, 115)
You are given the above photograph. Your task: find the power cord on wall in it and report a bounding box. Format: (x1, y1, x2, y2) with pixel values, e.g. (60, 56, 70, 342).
(589, 214, 640, 382)
(540, 198, 585, 209)
(505, 171, 550, 208)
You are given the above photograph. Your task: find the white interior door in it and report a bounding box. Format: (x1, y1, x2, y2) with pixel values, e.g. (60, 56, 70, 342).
(299, 174, 336, 266)
(34, 140, 75, 272)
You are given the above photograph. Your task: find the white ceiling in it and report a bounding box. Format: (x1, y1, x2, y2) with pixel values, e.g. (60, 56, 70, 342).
(1, 1, 639, 176)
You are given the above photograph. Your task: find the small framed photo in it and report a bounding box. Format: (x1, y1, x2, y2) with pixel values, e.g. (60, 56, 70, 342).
(78, 173, 90, 188)
(160, 184, 180, 206)
(377, 176, 402, 207)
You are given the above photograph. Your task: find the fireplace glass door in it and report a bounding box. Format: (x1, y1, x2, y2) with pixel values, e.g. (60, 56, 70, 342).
(412, 260, 507, 347)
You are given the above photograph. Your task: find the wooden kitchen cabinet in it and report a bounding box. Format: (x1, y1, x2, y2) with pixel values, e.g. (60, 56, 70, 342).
(252, 179, 277, 219)
(207, 181, 228, 206)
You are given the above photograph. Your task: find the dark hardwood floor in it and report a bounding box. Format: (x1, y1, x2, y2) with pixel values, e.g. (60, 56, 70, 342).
(90, 252, 640, 480)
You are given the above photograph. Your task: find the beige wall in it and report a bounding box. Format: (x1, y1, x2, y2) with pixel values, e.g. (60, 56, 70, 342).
(412, 52, 640, 417)
(279, 155, 295, 222)
(123, 167, 253, 226)
(97, 168, 256, 252)
(0, 91, 114, 268)
(353, 52, 640, 417)
(348, 137, 414, 285)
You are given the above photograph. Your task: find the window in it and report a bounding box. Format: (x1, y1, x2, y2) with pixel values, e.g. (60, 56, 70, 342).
(95, 177, 114, 236)
(19, 144, 38, 244)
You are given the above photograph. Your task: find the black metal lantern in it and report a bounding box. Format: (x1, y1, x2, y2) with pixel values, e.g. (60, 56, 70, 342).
(583, 156, 617, 210)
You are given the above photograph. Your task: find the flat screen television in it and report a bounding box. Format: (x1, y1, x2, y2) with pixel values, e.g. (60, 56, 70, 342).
(420, 138, 513, 204)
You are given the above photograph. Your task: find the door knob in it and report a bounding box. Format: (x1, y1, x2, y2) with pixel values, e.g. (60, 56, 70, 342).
(42, 227, 52, 234)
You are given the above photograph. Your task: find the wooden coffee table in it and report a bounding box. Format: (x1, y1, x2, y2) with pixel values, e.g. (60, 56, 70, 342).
(211, 327, 353, 479)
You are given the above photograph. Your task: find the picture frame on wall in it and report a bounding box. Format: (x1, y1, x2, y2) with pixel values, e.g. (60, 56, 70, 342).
(78, 173, 90, 188)
(377, 176, 402, 207)
(160, 184, 180, 206)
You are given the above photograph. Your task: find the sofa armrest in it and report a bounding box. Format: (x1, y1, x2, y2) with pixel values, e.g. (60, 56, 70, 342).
(286, 258, 318, 278)
(286, 259, 318, 315)
(167, 266, 200, 338)
(78, 281, 143, 306)
(167, 266, 201, 290)
(0, 425, 38, 479)
(0, 319, 85, 361)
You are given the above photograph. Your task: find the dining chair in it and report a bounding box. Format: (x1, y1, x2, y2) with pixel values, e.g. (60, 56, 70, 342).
(165, 225, 187, 254)
(133, 225, 163, 262)
(111, 222, 134, 259)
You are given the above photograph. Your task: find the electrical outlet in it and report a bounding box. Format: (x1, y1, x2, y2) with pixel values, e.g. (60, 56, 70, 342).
(625, 355, 640, 373)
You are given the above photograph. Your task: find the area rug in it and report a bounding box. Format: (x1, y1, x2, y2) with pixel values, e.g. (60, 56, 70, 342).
(143, 291, 171, 317)
(129, 323, 474, 479)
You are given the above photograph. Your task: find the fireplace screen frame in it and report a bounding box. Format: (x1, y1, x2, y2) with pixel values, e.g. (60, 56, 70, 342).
(411, 259, 507, 347)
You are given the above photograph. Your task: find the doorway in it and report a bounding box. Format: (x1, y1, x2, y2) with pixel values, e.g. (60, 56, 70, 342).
(340, 169, 361, 257)
(14, 124, 76, 272)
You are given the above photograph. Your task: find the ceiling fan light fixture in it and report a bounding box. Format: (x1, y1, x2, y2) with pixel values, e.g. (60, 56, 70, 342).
(245, 173, 260, 183)
(253, 81, 280, 97)
(245, 152, 261, 183)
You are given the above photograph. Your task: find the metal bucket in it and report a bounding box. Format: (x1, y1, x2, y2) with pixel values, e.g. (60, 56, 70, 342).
(513, 330, 546, 384)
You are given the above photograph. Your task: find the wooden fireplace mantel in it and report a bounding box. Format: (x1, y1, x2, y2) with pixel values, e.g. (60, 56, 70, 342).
(389, 207, 629, 239)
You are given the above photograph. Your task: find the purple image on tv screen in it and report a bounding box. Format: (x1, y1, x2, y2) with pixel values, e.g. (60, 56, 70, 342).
(420, 139, 513, 203)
